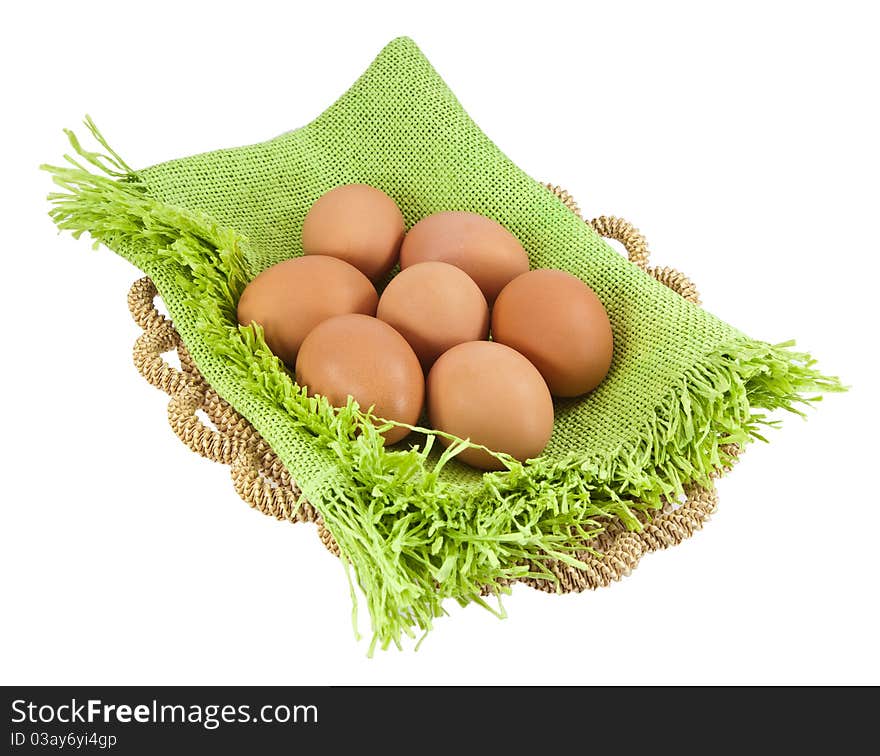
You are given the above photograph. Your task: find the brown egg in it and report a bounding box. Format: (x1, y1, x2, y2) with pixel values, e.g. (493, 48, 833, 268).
(492, 269, 613, 397)
(237, 255, 378, 365)
(301, 184, 405, 281)
(377, 261, 489, 370)
(295, 314, 424, 445)
(400, 211, 529, 305)
(427, 341, 554, 470)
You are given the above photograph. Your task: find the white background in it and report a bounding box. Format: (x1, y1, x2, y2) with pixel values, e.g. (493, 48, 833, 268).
(2, 1, 878, 685)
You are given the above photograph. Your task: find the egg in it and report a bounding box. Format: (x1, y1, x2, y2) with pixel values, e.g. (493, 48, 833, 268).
(301, 184, 405, 281)
(491, 269, 613, 397)
(295, 314, 424, 445)
(237, 255, 378, 364)
(427, 341, 554, 470)
(376, 261, 489, 370)
(400, 211, 529, 305)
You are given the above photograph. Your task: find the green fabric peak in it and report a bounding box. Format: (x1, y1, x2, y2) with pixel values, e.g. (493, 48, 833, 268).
(43, 38, 842, 652)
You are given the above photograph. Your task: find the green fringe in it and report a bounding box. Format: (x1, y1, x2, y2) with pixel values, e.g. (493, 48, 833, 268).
(42, 120, 844, 652)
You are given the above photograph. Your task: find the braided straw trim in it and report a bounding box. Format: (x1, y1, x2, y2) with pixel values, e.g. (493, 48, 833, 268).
(545, 183, 700, 305)
(523, 484, 718, 592)
(127, 185, 728, 591)
(127, 278, 327, 543)
(545, 184, 582, 219)
(589, 215, 650, 271)
(649, 265, 701, 306)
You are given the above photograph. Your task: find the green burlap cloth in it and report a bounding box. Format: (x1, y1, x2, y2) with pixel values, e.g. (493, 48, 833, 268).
(45, 37, 840, 650)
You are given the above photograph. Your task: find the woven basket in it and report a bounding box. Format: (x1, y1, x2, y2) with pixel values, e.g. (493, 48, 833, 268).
(127, 184, 731, 593)
(46, 38, 841, 650)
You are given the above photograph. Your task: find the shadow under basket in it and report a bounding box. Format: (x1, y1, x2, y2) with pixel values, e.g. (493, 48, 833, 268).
(128, 185, 730, 595)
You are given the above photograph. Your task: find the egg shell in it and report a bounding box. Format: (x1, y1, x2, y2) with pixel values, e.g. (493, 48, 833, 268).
(295, 314, 424, 445)
(491, 269, 613, 397)
(302, 184, 405, 281)
(236, 255, 378, 365)
(377, 261, 489, 370)
(399, 211, 529, 305)
(427, 341, 554, 470)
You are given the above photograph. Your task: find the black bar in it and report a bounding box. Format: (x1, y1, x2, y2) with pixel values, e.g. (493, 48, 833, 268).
(2, 686, 874, 753)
